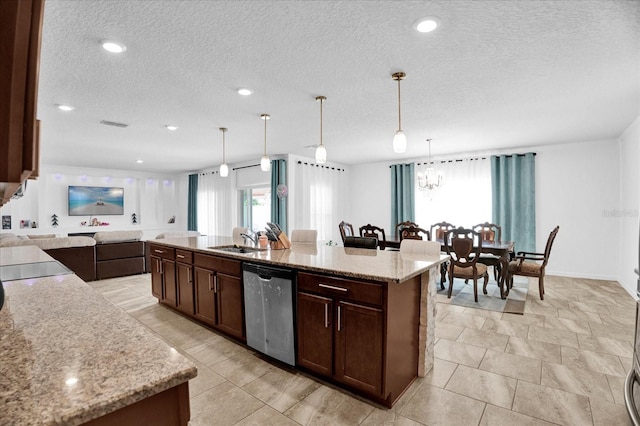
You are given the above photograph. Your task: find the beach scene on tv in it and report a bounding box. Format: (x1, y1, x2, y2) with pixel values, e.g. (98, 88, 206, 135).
(68, 186, 124, 216)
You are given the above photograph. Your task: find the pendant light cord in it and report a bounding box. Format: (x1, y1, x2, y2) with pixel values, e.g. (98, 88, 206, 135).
(319, 97, 324, 147)
(397, 77, 402, 130)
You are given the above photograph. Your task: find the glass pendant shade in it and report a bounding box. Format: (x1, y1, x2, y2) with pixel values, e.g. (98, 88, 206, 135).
(219, 163, 229, 177)
(315, 144, 327, 164)
(393, 130, 407, 153)
(261, 155, 271, 171)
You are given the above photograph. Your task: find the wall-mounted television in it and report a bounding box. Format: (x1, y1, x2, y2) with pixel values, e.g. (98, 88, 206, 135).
(68, 186, 124, 216)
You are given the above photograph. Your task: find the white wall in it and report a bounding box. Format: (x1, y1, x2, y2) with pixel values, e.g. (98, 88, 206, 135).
(618, 116, 640, 296)
(0, 165, 188, 240)
(348, 138, 623, 280)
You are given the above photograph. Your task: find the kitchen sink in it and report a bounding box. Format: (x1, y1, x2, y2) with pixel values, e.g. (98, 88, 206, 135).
(209, 245, 264, 254)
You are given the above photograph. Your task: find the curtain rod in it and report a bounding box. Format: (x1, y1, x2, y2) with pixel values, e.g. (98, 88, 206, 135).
(232, 163, 260, 171)
(393, 152, 537, 168)
(297, 161, 345, 172)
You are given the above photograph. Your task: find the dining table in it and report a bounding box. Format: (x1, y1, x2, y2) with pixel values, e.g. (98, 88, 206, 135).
(383, 238, 515, 299)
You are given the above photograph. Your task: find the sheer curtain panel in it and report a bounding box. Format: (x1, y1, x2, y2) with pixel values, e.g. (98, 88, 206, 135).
(197, 171, 237, 237)
(415, 158, 491, 229)
(292, 161, 347, 242)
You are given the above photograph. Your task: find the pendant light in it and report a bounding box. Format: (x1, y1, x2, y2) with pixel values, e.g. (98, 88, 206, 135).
(260, 114, 271, 172)
(392, 72, 407, 153)
(315, 96, 327, 164)
(219, 127, 228, 177)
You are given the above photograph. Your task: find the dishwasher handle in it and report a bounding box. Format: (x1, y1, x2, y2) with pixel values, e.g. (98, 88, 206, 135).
(243, 263, 294, 281)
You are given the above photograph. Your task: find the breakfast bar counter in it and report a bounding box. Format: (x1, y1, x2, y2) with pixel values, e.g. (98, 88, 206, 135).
(0, 246, 197, 425)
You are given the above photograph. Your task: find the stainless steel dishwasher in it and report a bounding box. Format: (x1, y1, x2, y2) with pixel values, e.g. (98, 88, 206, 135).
(242, 263, 296, 366)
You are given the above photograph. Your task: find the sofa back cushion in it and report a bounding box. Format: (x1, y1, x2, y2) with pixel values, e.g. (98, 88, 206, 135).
(93, 230, 143, 243)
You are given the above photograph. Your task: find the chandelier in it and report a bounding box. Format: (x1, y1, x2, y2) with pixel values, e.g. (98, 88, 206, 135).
(417, 139, 444, 191)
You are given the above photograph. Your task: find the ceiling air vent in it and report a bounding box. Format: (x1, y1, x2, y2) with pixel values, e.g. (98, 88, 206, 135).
(100, 120, 129, 128)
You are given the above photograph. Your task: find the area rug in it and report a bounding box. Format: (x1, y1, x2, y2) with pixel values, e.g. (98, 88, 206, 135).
(437, 276, 529, 315)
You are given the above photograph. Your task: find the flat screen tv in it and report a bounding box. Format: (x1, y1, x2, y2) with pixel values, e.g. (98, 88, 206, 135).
(68, 186, 124, 216)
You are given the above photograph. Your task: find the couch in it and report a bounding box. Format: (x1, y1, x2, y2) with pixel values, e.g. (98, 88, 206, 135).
(93, 231, 145, 280)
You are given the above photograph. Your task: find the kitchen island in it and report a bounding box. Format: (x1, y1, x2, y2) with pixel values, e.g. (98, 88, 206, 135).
(0, 246, 197, 426)
(148, 235, 447, 408)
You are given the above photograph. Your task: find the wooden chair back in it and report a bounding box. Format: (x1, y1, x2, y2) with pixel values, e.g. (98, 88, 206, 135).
(338, 221, 354, 242)
(542, 226, 560, 267)
(359, 224, 386, 246)
(400, 226, 431, 241)
(444, 228, 483, 268)
(430, 222, 455, 241)
(395, 221, 419, 238)
(472, 222, 501, 242)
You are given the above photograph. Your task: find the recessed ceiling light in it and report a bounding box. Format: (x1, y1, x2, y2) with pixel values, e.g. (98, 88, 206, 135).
(101, 40, 127, 53)
(57, 104, 75, 111)
(165, 125, 178, 131)
(237, 88, 253, 96)
(414, 17, 439, 33)
(136, 159, 143, 164)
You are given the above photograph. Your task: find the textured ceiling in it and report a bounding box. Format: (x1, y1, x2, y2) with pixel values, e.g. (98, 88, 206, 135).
(37, 0, 640, 173)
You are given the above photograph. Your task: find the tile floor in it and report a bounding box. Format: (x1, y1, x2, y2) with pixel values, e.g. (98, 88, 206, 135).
(87, 274, 636, 425)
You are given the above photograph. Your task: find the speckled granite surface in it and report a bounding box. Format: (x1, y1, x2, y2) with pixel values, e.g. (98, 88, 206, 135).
(0, 264, 197, 425)
(0, 245, 55, 266)
(150, 236, 448, 283)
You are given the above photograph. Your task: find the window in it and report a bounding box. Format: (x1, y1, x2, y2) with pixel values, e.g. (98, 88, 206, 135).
(240, 187, 271, 232)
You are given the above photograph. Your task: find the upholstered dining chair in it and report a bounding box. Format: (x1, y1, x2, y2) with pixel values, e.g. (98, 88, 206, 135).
(400, 226, 431, 242)
(399, 239, 440, 256)
(472, 222, 502, 281)
(507, 226, 560, 300)
(290, 229, 318, 244)
(444, 228, 489, 302)
(338, 221, 354, 243)
(395, 221, 419, 239)
(359, 224, 386, 249)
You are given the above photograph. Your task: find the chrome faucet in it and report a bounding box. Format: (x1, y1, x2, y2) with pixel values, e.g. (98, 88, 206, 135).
(240, 232, 257, 246)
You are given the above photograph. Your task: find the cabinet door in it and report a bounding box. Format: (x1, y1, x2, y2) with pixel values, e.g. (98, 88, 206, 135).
(194, 267, 216, 326)
(176, 262, 194, 315)
(161, 259, 177, 307)
(297, 292, 333, 377)
(335, 301, 384, 396)
(150, 256, 163, 299)
(215, 273, 244, 340)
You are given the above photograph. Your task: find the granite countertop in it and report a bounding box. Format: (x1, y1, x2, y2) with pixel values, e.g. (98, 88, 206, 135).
(0, 245, 55, 266)
(150, 235, 448, 283)
(0, 262, 197, 425)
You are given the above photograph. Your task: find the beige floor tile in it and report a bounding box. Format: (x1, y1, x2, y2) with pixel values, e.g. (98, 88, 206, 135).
(590, 321, 635, 342)
(607, 305, 637, 317)
(189, 381, 264, 426)
(283, 386, 374, 425)
(481, 318, 529, 339)
(421, 358, 458, 388)
(242, 368, 321, 413)
(523, 303, 558, 318)
(434, 321, 464, 340)
(541, 361, 614, 402)
(461, 306, 504, 319)
(577, 334, 634, 358)
(505, 336, 562, 363)
(445, 364, 516, 409)
(361, 409, 423, 426)
(186, 359, 227, 398)
(399, 384, 485, 425)
(233, 405, 300, 425)
(500, 312, 545, 327)
(439, 311, 487, 330)
(543, 317, 592, 335)
(607, 374, 626, 406)
(568, 301, 613, 315)
(600, 313, 636, 327)
(557, 307, 603, 324)
(186, 335, 250, 367)
(527, 325, 579, 348)
(210, 351, 277, 387)
(590, 397, 634, 426)
(479, 349, 541, 384)
(457, 328, 509, 351)
(561, 346, 627, 377)
(434, 338, 487, 368)
(479, 404, 557, 425)
(512, 381, 592, 425)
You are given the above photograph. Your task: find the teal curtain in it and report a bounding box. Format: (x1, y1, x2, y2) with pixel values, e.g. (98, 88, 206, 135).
(491, 153, 536, 252)
(187, 173, 198, 231)
(270, 159, 287, 233)
(390, 163, 415, 236)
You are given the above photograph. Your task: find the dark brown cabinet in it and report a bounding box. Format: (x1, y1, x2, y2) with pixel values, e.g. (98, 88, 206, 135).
(149, 244, 176, 307)
(175, 250, 194, 315)
(0, 0, 44, 206)
(297, 271, 419, 407)
(193, 253, 245, 341)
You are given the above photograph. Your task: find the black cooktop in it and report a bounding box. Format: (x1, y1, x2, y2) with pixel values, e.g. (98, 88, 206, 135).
(0, 261, 73, 282)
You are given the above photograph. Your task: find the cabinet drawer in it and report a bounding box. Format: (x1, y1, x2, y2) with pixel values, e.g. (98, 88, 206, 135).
(175, 249, 193, 264)
(194, 253, 242, 277)
(149, 244, 175, 260)
(298, 272, 383, 307)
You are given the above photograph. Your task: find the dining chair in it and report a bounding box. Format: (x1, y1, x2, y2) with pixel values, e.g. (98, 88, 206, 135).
(444, 228, 488, 302)
(359, 224, 387, 249)
(338, 221, 354, 243)
(507, 226, 559, 300)
(290, 229, 318, 244)
(399, 239, 440, 256)
(344, 236, 378, 249)
(395, 221, 419, 239)
(472, 222, 502, 282)
(400, 226, 431, 242)
(430, 221, 455, 289)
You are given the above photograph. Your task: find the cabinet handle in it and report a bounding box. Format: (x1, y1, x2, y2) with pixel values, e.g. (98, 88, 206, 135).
(214, 275, 218, 293)
(337, 306, 342, 331)
(318, 283, 348, 292)
(177, 254, 185, 259)
(208, 274, 213, 291)
(324, 303, 329, 328)
(154, 249, 164, 254)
